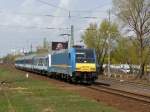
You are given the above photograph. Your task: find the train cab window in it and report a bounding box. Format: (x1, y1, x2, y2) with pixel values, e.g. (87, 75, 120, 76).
(76, 52, 85, 58)
(76, 49, 95, 63)
(86, 50, 94, 58)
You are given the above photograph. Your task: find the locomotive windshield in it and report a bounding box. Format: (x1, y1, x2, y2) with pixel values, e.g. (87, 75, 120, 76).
(76, 49, 95, 63)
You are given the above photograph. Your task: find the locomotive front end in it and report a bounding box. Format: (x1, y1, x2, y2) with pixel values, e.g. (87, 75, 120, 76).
(74, 48, 97, 83)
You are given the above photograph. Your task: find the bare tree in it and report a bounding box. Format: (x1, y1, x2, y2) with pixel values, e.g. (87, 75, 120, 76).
(113, 0, 150, 78)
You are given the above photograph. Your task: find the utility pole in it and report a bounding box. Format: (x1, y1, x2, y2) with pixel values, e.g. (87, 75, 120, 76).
(30, 44, 33, 53)
(70, 25, 74, 48)
(108, 9, 111, 77)
(68, 11, 74, 48)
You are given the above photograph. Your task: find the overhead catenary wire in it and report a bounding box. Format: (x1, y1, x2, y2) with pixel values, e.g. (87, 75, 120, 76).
(0, 0, 110, 20)
(35, 0, 111, 25)
(70, 4, 111, 13)
(0, 24, 70, 30)
(0, 0, 112, 21)
(36, 0, 110, 20)
(0, 9, 105, 19)
(37, 0, 68, 12)
(0, 1, 112, 31)
(37, 0, 111, 13)
(0, 24, 98, 32)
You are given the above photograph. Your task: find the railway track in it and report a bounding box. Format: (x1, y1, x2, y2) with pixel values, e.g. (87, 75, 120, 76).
(88, 84, 150, 104)
(103, 78, 150, 89)
(119, 80, 150, 89)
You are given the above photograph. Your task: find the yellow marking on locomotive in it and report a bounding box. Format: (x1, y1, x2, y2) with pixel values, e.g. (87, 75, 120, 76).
(76, 63, 96, 72)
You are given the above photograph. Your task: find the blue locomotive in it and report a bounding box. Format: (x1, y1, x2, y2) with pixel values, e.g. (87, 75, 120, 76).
(15, 47, 97, 84)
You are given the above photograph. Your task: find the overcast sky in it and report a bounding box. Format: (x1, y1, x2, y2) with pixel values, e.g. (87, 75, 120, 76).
(0, 0, 112, 57)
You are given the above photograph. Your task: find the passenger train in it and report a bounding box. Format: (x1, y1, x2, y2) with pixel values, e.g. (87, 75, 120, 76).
(15, 47, 98, 84)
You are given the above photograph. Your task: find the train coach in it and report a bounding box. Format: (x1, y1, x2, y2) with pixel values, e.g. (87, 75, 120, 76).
(15, 47, 98, 84)
(15, 54, 50, 74)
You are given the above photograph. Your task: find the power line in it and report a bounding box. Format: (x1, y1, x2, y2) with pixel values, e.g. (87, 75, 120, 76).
(0, 8, 104, 19)
(37, 0, 68, 11)
(70, 3, 111, 12)
(37, 0, 110, 13)
(0, 24, 98, 32)
(0, 24, 70, 30)
(0, 11, 103, 20)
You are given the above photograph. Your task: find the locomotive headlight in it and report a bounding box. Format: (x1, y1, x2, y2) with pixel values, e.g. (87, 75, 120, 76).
(84, 61, 87, 63)
(90, 68, 96, 71)
(76, 67, 81, 70)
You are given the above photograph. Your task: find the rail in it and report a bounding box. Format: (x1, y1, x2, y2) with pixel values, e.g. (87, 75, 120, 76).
(88, 84, 150, 104)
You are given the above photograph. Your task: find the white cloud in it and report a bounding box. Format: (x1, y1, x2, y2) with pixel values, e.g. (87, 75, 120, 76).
(20, 0, 37, 13)
(0, 0, 48, 29)
(0, 0, 71, 31)
(50, 0, 71, 27)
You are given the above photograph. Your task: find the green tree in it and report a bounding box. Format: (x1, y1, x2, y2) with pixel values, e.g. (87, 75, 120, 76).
(82, 20, 120, 73)
(3, 54, 22, 64)
(111, 37, 139, 73)
(112, 37, 138, 64)
(113, 0, 150, 78)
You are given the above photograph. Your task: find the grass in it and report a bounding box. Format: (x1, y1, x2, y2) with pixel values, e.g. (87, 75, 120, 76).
(0, 66, 120, 112)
